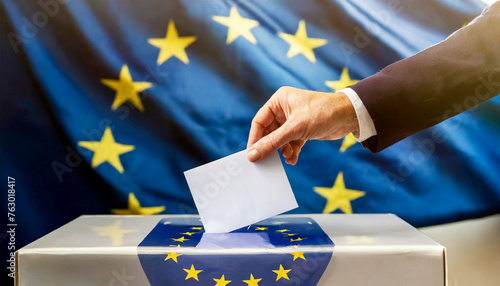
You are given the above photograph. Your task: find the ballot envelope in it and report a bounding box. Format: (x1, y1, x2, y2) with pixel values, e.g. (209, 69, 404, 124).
(15, 214, 446, 285)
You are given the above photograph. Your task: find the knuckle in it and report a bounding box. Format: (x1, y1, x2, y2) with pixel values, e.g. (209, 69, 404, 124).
(277, 86, 293, 96)
(251, 113, 265, 128)
(266, 137, 278, 150)
(277, 86, 290, 93)
(288, 120, 304, 136)
(264, 134, 281, 151)
(250, 118, 260, 128)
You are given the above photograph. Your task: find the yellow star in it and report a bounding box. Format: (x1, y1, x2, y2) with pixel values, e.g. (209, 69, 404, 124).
(243, 274, 262, 286)
(290, 237, 306, 242)
(278, 20, 327, 63)
(213, 6, 259, 44)
(214, 274, 232, 286)
(183, 264, 203, 281)
(191, 226, 203, 230)
(283, 233, 298, 237)
(314, 172, 365, 214)
(91, 221, 138, 246)
(181, 232, 195, 236)
(111, 192, 165, 215)
(325, 67, 359, 91)
(101, 65, 152, 112)
(148, 20, 197, 65)
(276, 229, 290, 233)
(340, 133, 357, 153)
(272, 264, 291, 281)
(289, 250, 306, 261)
(164, 252, 183, 263)
(254, 227, 268, 231)
(78, 127, 135, 173)
(172, 236, 189, 243)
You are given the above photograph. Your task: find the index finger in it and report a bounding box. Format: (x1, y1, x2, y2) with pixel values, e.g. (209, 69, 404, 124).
(247, 104, 276, 148)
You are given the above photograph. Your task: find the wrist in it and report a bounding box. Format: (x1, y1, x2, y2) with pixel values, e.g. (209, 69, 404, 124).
(336, 91, 360, 137)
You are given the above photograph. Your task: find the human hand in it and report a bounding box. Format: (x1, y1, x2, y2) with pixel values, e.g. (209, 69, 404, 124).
(246, 86, 359, 165)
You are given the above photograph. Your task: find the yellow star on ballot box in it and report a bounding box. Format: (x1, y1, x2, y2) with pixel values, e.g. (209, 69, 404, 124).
(325, 67, 359, 91)
(101, 65, 152, 112)
(276, 229, 289, 233)
(183, 264, 203, 281)
(314, 172, 365, 214)
(164, 251, 183, 263)
(290, 237, 306, 242)
(255, 227, 268, 231)
(213, 6, 259, 44)
(148, 20, 197, 65)
(278, 20, 327, 63)
(243, 274, 262, 286)
(78, 127, 135, 173)
(111, 192, 165, 215)
(181, 231, 195, 236)
(289, 249, 306, 261)
(214, 274, 232, 286)
(91, 221, 138, 246)
(272, 264, 291, 281)
(172, 236, 189, 243)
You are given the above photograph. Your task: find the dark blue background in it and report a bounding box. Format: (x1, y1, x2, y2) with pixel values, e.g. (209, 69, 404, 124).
(1, 0, 499, 284)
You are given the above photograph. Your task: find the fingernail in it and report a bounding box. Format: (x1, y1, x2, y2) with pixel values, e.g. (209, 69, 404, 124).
(247, 148, 261, 162)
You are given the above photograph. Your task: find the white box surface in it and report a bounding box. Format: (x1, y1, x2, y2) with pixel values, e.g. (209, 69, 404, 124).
(16, 214, 446, 285)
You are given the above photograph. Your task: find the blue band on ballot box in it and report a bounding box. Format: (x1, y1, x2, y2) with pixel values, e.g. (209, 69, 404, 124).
(138, 217, 334, 285)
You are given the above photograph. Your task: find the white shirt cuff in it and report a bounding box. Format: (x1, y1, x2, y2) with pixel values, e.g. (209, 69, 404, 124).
(338, 88, 377, 142)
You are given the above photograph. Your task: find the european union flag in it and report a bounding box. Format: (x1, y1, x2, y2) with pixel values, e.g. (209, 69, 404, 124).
(1, 0, 499, 284)
(138, 217, 333, 285)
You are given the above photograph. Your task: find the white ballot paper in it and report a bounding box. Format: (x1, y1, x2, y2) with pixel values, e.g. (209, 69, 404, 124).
(184, 150, 298, 233)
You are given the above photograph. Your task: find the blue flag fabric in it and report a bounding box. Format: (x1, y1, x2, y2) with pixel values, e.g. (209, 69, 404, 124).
(1, 0, 499, 284)
(138, 217, 333, 285)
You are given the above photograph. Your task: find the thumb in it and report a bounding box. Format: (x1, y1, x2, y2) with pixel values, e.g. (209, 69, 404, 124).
(247, 122, 296, 162)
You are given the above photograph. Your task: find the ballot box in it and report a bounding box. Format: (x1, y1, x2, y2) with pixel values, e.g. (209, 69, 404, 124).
(15, 214, 446, 285)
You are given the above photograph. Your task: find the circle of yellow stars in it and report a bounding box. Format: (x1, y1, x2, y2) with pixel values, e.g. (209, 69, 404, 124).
(79, 5, 370, 216)
(160, 224, 319, 285)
